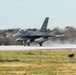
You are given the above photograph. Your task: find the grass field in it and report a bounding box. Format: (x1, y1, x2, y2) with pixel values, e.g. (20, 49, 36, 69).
(0, 50, 76, 75)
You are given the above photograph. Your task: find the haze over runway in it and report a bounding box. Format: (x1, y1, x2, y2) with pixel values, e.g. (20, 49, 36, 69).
(0, 0, 76, 29)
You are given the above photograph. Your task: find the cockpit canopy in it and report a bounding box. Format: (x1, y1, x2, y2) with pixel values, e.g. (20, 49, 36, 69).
(18, 29, 32, 34)
(18, 29, 27, 33)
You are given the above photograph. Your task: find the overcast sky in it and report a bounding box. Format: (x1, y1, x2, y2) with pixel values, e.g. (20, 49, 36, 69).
(0, 0, 76, 29)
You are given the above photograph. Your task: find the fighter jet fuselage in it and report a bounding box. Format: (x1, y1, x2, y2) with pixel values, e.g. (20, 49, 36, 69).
(13, 17, 64, 46)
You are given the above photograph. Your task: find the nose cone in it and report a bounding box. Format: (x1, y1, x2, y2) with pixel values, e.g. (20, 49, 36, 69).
(12, 33, 22, 37)
(12, 34, 17, 37)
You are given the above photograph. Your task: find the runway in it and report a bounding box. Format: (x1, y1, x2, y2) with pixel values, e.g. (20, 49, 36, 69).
(0, 44, 76, 50)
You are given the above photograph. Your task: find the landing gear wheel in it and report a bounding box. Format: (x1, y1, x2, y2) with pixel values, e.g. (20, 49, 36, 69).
(27, 43, 30, 46)
(39, 43, 42, 46)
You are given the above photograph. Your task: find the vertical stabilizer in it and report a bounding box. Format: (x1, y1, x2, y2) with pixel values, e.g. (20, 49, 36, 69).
(40, 17, 49, 32)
